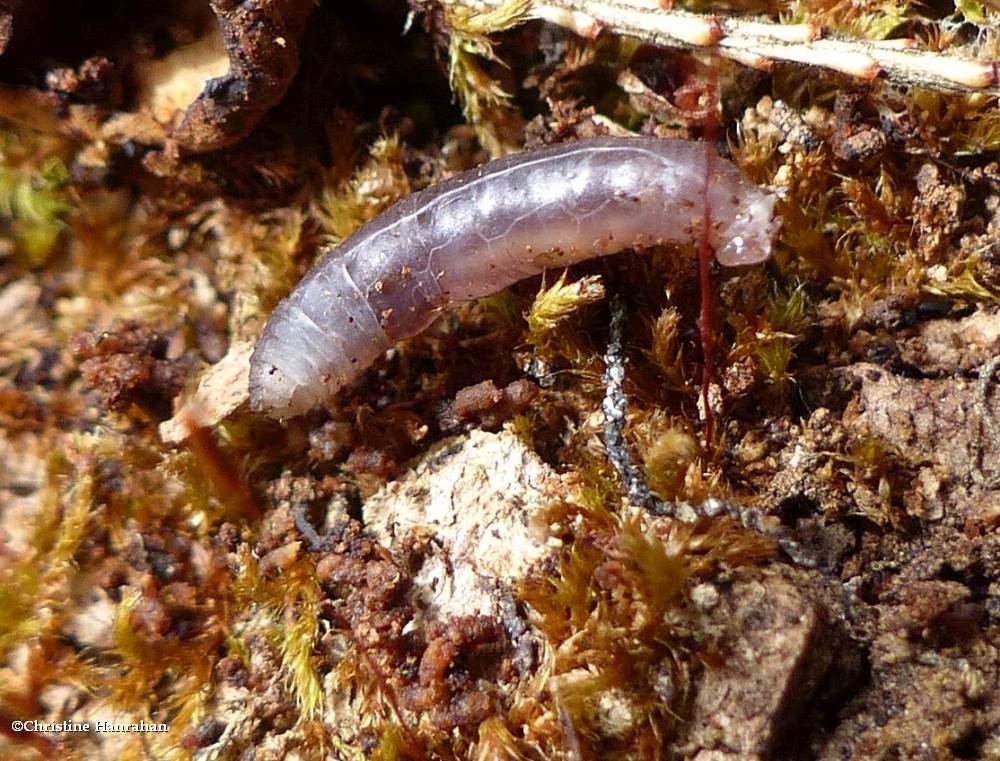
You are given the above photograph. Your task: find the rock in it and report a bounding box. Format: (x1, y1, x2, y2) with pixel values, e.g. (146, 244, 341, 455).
(363, 428, 562, 620)
(679, 571, 835, 759)
(818, 648, 1000, 761)
(908, 310, 1000, 375)
(842, 363, 1000, 526)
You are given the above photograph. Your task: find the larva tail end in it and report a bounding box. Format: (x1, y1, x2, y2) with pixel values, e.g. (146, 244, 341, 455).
(715, 194, 780, 267)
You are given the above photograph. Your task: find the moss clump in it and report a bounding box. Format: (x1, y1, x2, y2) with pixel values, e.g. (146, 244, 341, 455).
(315, 134, 411, 246)
(0, 128, 72, 268)
(443, 0, 531, 156)
(514, 483, 773, 759)
(525, 271, 606, 370)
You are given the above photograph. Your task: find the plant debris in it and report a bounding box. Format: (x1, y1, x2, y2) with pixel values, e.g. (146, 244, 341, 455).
(3, 1, 1000, 759)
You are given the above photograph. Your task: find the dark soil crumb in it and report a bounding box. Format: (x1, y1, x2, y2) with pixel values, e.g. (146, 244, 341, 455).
(437, 378, 539, 432)
(71, 320, 191, 417)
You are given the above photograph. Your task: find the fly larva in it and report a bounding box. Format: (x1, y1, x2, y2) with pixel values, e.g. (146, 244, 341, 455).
(250, 136, 779, 418)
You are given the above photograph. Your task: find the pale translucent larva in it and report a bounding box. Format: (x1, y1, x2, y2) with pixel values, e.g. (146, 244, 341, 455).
(250, 137, 779, 418)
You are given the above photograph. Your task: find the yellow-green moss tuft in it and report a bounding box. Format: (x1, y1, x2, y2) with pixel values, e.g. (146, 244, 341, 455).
(315, 135, 411, 245)
(0, 126, 72, 267)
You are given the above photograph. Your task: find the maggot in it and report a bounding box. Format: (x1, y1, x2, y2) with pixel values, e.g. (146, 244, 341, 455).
(250, 136, 779, 418)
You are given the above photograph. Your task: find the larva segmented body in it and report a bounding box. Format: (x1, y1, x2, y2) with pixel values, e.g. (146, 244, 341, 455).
(250, 136, 779, 418)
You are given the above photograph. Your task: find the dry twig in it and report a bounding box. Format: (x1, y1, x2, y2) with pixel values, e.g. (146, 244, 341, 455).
(448, 0, 999, 93)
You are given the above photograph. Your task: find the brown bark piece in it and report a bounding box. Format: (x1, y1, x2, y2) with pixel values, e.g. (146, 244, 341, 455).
(913, 163, 966, 258)
(437, 378, 539, 432)
(0, 0, 316, 154)
(71, 321, 190, 417)
(169, 0, 316, 153)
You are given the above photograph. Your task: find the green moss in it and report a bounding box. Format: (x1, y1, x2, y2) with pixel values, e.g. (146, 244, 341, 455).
(923, 254, 1000, 304)
(524, 271, 606, 375)
(280, 579, 325, 719)
(515, 480, 773, 758)
(906, 91, 1000, 156)
(0, 130, 72, 267)
(0, 451, 87, 659)
(315, 135, 410, 245)
(443, 0, 531, 156)
(643, 307, 688, 393)
(787, 0, 913, 39)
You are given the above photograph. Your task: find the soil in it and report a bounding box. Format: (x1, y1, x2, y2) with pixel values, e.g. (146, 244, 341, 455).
(1, 2, 1000, 761)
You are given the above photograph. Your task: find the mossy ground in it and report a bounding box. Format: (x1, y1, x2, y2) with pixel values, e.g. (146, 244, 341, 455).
(2, 1, 1000, 759)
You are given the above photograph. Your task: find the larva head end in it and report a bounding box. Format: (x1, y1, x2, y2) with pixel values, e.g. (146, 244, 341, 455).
(248, 343, 319, 420)
(715, 194, 780, 267)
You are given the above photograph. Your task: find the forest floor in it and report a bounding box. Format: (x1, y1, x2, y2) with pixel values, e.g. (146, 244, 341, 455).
(2, 1, 1000, 760)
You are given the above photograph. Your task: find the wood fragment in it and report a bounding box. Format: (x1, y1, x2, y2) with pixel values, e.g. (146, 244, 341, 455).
(447, 0, 1000, 94)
